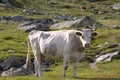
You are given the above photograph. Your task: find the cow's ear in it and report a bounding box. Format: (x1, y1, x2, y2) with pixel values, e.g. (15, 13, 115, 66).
(76, 32, 82, 36)
(92, 32, 98, 37)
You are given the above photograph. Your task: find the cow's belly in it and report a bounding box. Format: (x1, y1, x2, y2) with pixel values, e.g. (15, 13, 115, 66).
(41, 42, 66, 59)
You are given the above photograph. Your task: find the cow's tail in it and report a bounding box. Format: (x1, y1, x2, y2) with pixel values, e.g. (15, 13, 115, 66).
(25, 37, 31, 69)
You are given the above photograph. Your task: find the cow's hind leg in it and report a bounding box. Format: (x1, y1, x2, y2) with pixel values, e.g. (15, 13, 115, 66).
(62, 55, 69, 78)
(31, 41, 42, 77)
(34, 52, 42, 77)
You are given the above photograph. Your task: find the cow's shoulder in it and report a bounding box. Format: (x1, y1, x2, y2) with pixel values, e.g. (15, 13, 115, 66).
(28, 30, 43, 40)
(29, 30, 42, 36)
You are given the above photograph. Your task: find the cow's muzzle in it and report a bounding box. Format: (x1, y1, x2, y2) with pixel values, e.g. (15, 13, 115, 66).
(85, 43, 90, 48)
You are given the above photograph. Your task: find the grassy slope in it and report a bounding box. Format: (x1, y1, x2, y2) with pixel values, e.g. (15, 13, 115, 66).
(0, 0, 120, 79)
(0, 60, 120, 80)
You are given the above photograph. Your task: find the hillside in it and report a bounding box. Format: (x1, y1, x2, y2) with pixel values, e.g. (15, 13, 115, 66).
(0, 0, 120, 79)
(0, 0, 120, 58)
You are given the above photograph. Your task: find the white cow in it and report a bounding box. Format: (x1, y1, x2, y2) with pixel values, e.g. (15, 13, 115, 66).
(25, 29, 97, 78)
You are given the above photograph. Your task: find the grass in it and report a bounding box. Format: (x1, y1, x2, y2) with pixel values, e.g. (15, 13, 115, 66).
(0, 22, 28, 59)
(0, 60, 120, 80)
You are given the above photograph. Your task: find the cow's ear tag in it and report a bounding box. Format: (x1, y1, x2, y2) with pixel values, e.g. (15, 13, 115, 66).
(76, 32, 82, 36)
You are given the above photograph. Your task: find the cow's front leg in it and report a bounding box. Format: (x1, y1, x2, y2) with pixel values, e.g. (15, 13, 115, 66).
(72, 61, 77, 78)
(62, 55, 69, 78)
(72, 52, 85, 78)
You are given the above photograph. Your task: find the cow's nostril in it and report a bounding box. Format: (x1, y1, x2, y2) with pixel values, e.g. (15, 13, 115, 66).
(85, 43, 90, 48)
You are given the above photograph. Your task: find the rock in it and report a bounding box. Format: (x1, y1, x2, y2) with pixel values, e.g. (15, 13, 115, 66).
(113, 25, 120, 29)
(0, 57, 34, 76)
(89, 63, 99, 70)
(7, 49, 16, 53)
(89, 51, 119, 70)
(54, 14, 76, 21)
(88, 42, 120, 70)
(0, 59, 54, 76)
(97, 44, 102, 48)
(113, 3, 120, 10)
(51, 16, 108, 29)
(22, 8, 47, 15)
(51, 19, 80, 29)
(0, 0, 2, 3)
(98, 11, 105, 15)
(106, 43, 119, 48)
(1, 0, 12, 7)
(95, 51, 119, 62)
(0, 16, 11, 22)
(0, 55, 55, 76)
(99, 16, 107, 20)
(0, 16, 26, 22)
(1, 66, 33, 77)
(87, 0, 105, 2)
(0, 55, 22, 71)
(17, 18, 53, 32)
(104, 42, 108, 45)
(95, 42, 120, 55)
(10, 16, 26, 22)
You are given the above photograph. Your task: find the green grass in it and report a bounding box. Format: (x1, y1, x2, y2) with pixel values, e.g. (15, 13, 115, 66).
(0, 22, 28, 59)
(0, 60, 120, 80)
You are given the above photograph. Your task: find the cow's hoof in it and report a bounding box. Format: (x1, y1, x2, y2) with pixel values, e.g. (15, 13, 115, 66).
(35, 74, 42, 77)
(72, 75, 77, 78)
(62, 74, 66, 78)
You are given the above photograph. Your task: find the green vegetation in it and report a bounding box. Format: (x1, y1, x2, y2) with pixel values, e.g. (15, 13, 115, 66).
(0, 0, 120, 79)
(0, 60, 120, 80)
(0, 22, 28, 59)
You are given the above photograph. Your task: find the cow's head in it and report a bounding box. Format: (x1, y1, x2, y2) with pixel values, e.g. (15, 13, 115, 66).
(76, 29, 97, 48)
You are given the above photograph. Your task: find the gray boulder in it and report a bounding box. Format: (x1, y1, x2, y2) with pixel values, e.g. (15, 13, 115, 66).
(0, 16, 26, 22)
(17, 18, 53, 32)
(1, 0, 12, 7)
(0, 59, 54, 77)
(51, 19, 80, 29)
(95, 51, 119, 62)
(1, 65, 33, 77)
(113, 25, 120, 29)
(0, 55, 22, 71)
(51, 16, 108, 29)
(113, 3, 120, 10)
(10, 16, 26, 22)
(22, 8, 47, 15)
(89, 51, 119, 70)
(87, 0, 105, 2)
(54, 14, 77, 21)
